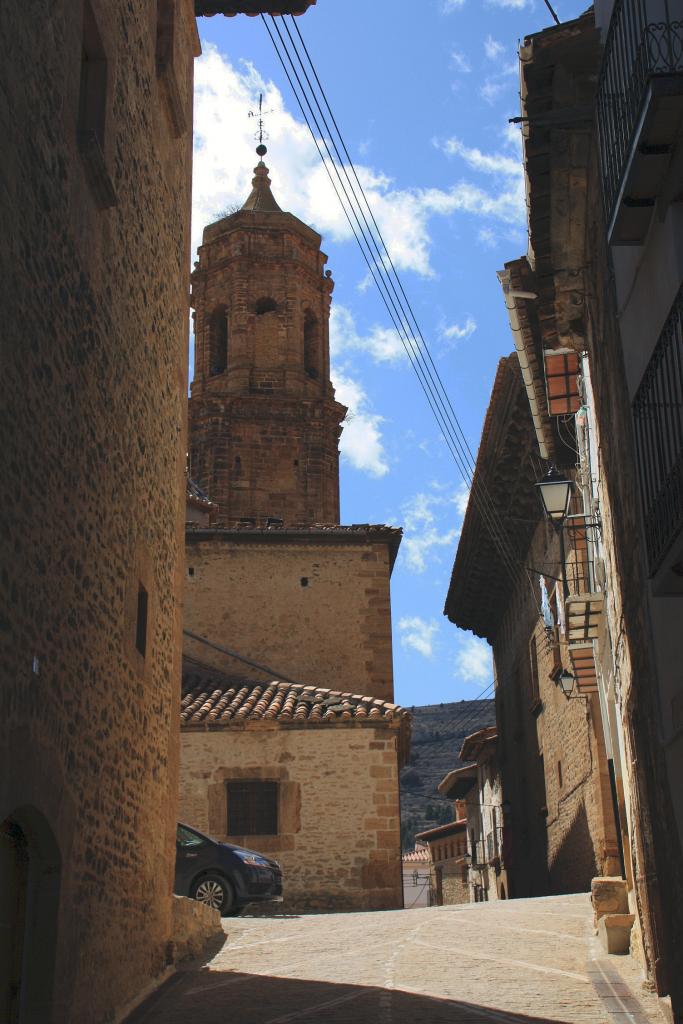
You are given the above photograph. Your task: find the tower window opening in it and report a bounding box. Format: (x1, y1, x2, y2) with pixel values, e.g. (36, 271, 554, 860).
(135, 583, 148, 658)
(303, 312, 320, 380)
(208, 306, 228, 376)
(254, 297, 277, 316)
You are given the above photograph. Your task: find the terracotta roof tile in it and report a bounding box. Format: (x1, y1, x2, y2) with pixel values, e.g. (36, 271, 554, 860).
(402, 846, 430, 864)
(181, 662, 408, 729)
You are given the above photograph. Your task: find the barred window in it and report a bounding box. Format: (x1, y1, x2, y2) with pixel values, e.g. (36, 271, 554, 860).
(227, 780, 278, 835)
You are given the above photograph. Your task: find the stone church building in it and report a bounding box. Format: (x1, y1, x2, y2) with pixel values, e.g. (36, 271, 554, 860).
(180, 150, 409, 911)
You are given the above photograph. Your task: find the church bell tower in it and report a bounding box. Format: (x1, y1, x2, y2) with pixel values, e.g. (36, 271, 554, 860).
(189, 147, 347, 527)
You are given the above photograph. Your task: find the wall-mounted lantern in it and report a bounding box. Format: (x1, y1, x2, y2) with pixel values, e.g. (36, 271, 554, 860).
(553, 668, 587, 702)
(536, 466, 573, 522)
(536, 466, 574, 599)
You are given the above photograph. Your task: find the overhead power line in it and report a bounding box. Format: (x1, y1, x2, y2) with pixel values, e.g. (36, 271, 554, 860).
(262, 14, 533, 599)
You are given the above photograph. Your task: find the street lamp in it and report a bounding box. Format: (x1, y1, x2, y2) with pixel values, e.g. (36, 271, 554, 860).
(536, 466, 573, 599)
(536, 466, 573, 522)
(556, 669, 576, 698)
(554, 668, 587, 702)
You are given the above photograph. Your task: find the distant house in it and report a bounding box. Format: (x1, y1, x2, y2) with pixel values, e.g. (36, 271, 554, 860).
(402, 844, 430, 909)
(439, 727, 508, 902)
(415, 816, 469, 906)
(179, 660, 410, 913)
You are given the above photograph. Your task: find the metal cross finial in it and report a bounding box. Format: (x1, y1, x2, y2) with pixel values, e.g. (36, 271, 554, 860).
(248, 92, 272, 157)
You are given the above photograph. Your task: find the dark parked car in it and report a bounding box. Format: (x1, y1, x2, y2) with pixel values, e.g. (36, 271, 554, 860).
(175, 823, 283, 916)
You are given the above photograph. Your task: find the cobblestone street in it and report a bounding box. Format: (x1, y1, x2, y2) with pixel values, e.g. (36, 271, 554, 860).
(131, 894, 665, 1024)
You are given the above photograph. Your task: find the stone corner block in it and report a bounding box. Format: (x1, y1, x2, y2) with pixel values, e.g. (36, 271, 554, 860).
(171, 894, 225, 964)
(591, 876, 629, 927)
(597, 912, 635, 955)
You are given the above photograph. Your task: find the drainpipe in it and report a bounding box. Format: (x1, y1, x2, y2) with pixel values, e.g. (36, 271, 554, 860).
(497, 269, 548, 460)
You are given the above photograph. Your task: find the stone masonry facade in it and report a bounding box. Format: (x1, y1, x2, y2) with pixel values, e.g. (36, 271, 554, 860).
(493, 491, 620, 898)
(0, 2, 198, 1021)
(179, 724, 405, 912)
(446, 358, 619, 900)
(184, 528, 398, 702)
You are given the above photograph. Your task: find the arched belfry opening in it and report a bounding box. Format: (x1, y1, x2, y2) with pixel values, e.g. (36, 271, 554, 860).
(0, 807, 61, 1024)
(208, 305, 228, 376)
(303, 310, 320, 380)
(254, 296, 277, 316)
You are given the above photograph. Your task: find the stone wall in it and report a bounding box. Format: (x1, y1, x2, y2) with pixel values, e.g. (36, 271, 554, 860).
(179, 724, 403, 912)
(0, 2, 197, 1021)
(171, 896, 224, 965)
(582, 130, 683, 1003)
(494, 521, 619, 898)
(184, 531, 396, 701)
(439, 861, 470, 905)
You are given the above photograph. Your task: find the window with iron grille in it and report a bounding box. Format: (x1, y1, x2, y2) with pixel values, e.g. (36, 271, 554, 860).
(226, 780, 278, 835)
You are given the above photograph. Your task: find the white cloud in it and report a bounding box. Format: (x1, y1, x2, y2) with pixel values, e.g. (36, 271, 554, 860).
(441, 138, 520, 178)
(400, 489, 461, 573)
(399, 617, 440, 658)
(433, 130, 525, 224)
(487, 0, 530, 8)
(330, 305, 405, 364)
(480, 79, 506, 105)
(455, 635, 491, 684)
(442, 0, 466, 9)
(480, 60, 519, 105)
(441, 316, 477, 342)
(193, 47, 435, 277)
(332, 369, 389, 478)
(451, 50, 471, 73)
(477, 226, 498, 248)
(454, 483, 470, 516)
(484, 36, 505, 60)
(194, 47, 527, 283)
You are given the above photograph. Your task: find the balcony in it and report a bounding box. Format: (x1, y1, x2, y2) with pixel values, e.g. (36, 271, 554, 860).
(563, 517, 605, 645)
(632, 283, 683, 582)
(596, 0, 683, 245)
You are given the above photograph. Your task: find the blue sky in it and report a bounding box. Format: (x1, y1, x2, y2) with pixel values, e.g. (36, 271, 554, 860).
(191, 0, 587, 707)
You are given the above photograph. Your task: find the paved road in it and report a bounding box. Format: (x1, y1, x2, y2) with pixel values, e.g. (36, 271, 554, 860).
(133, 894, 664, 1023)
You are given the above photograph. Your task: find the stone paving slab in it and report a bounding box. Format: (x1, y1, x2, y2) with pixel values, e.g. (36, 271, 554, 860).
(130, 893, 663, 1024)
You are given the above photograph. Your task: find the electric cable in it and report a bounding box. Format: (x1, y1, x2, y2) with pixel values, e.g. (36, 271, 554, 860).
(275, 17, 544, 625)
(284, 12, 524, 584)
(260, 18, 518, 585)
(262, 14, 528, 594)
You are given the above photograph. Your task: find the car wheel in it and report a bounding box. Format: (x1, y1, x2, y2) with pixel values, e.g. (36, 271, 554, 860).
(190, 873, 235, 915)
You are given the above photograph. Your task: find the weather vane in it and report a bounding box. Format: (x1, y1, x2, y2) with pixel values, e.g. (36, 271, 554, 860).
(248, 92, 271, 157)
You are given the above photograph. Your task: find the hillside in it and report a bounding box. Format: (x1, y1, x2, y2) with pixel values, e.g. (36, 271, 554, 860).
(400, 699, 496, 850)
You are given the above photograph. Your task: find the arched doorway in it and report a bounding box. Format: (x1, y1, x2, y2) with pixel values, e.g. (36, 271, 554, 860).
(0, 808, 61, 1023)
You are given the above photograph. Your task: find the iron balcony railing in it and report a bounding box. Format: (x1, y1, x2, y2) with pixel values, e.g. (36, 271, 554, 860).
(633, 283, 683, 574)
(596, 0, 683, 221)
